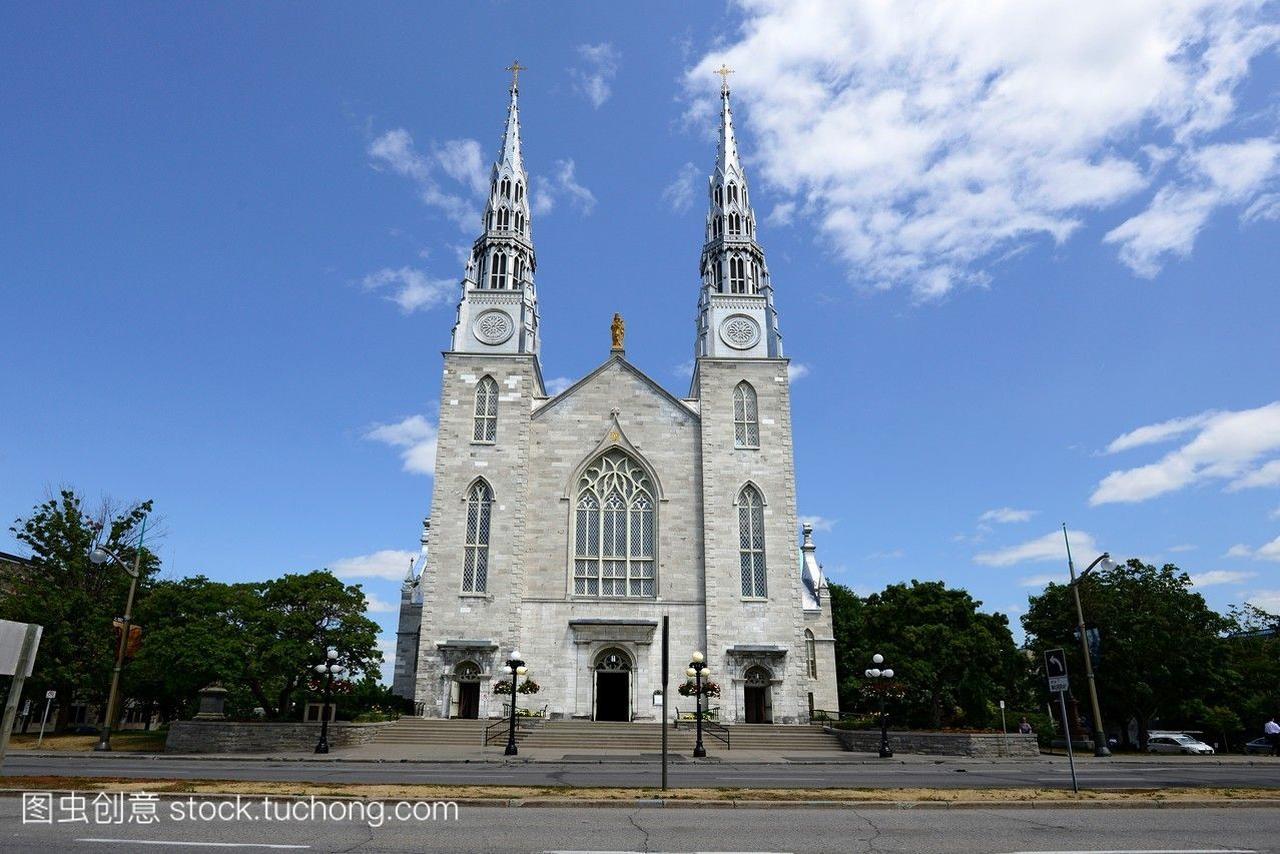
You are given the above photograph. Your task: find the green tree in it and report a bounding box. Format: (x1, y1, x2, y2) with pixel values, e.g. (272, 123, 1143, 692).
(2, 491, 157, 728)
(1022, 559, 1230, 749)
(831, 580, 1029, 728)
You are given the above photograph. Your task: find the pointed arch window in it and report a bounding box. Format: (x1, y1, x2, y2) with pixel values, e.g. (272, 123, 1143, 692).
(728, 182, 738, 204)
(729, 213, 741, 235)
(496, 208, 510, 230)
(729, 257, 746, 293)
(473, 376, 498, 442)
(713, 261, 724, 292)
(500, 177, 511, 198)
(738, 485, 767, 598)
(515, 182, 524, 203)
(733, 381, 759, 448)
(462, 480, 493, 593)
(805, 629, 818, 678)
(513, 256, 525, 287)
(573, 450, 655, 598)
(515, 211, 524, 234)
(715, 186, 723, 207)
(489, 251, 508, 289)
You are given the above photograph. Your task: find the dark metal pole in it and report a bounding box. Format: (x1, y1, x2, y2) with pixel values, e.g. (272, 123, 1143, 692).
(692, 662, 706, 758)
(1063, 526, 1111, 758)
(96, 517, 145, 752)
(315, 665, 333, 754)
(878, 691, 893, 758)
(504, 660, 520, 757)
(661, 616, 668, 789)
(1058, 689, 1078, 793)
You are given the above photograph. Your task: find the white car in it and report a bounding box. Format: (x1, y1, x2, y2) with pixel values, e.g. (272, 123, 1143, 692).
(1147, 734, 1215, 755)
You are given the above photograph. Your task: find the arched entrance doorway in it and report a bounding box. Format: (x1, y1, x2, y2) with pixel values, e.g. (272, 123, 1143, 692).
(593, 649, 632, 721)
(453, 662, 481, 720)
(743, 666, 772, 724)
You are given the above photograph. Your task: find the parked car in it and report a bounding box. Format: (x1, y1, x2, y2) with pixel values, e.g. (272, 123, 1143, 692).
(1147, 734, 1215, 755)
(1244, 737, 1274, 755)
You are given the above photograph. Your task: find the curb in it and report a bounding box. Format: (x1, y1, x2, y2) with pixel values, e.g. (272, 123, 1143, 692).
(1, 789, 1278, 810)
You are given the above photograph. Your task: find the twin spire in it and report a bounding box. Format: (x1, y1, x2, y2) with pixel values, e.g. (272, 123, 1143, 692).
(450, 62, 782, 364)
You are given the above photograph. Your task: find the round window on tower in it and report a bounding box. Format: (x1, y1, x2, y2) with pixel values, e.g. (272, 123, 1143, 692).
(473, 310, 515, 345)
(719, 314, 761, 350)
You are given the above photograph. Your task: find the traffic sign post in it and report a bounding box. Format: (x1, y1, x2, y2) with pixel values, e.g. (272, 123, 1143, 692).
(1044, 648, 1078, 793)
(37, 690, 55, 748)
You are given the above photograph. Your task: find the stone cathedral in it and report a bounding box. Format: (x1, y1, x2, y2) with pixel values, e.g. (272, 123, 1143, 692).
(393, 70, 838, 724)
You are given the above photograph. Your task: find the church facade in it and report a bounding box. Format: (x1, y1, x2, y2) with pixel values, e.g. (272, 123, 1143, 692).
(393, 71, 837, 724)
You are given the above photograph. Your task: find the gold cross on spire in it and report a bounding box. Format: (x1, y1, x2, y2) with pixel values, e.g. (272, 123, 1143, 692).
(506, 60, 527, 89)
(714, 63, 734, 94)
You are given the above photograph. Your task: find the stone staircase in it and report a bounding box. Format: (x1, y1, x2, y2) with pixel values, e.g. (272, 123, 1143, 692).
(371, 717, 845, 753)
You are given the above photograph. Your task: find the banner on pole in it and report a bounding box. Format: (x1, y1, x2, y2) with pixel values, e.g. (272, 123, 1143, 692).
(0, 620, 42, 677)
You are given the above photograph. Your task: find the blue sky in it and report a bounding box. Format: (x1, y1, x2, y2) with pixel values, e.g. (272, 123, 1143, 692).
(3, 2, 1279, 668)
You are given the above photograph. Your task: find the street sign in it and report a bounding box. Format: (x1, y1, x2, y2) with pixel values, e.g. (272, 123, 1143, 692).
(45, 690, 56, 700)
(1044, 647, 1070, 694)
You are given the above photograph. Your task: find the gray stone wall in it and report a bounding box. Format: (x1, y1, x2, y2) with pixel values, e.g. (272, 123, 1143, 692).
(165, 721, 392, 754)
(829, 728, 1041, 758)
(414, 353, 539, 719)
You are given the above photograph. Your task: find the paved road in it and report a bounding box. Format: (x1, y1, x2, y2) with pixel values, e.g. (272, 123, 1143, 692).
(3, 753, 1280, 789)
(0, 798, 1276, 852)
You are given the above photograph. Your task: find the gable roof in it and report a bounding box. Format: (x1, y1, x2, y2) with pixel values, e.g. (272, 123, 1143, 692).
(532, 354, 700, 422)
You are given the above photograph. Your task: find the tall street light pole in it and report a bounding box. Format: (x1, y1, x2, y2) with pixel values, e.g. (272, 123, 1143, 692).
(1063, 524, 1115, 758)
(865, 653, 894, 759)
(503, 650, 526, 757)
(313, 649, 343, 754)
(686, 652, 709, 758)
(89, 516, 146, 752)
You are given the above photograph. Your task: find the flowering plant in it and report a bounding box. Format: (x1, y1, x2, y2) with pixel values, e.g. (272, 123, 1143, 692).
(493, 679, 541, 695)
(677, 679, 720, 698)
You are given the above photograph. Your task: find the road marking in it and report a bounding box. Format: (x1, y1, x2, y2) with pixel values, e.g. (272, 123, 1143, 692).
(1001, 849, 1256, 854)
(76, 841, 309, 850)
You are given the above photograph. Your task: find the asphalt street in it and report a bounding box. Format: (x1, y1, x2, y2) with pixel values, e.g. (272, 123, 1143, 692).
(4, 753, 1280, 790)
(0, 799, 1276, 853)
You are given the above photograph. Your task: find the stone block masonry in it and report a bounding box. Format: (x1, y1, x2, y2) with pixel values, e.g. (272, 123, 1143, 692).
(829, 727, 1041, 758)
(165, 720, 393, 753)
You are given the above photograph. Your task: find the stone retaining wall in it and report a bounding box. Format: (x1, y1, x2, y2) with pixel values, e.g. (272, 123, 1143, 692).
(827, 728, 1040, 758)
(164, 720, 393, 754)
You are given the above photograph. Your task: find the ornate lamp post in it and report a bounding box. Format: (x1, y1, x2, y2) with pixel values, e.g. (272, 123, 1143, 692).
(503, 650, 527, 757)
(313, 649, 343, 754)
(686, 651, 710, 758)
(88, 516, 146, 753)
(865, 653, 895, 759)
(1063, 527, 1118, 758)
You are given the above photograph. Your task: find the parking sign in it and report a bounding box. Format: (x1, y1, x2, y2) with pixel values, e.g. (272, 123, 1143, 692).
(1044, 648, 1069, 694)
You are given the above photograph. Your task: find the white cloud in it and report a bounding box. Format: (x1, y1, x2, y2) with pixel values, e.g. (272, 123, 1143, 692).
(1167, 543, 1198, 553)
(662, 162, 700, 213)
(1105, 138, 1280, 277)
(1272, 505, 1280, 520)
(866, 548, 904, 560)
(570, 43, 620, 108)
(364, 414, 438, 476)
(1226, 536, 1280, 562)
(766, 201, 796, 227)
(799, 515, 836, 532)
(361, 266, 454, 313)
(367, 128, 487, 232)
(685, 2, 1280, 298)
(1091, 402, 1280, 504)
(330, 549, 418, 581)
(1248, 590, 1280, 613)
(1190, 569, 1257, 587)
(533, 159, 597, 217)
(974, 529, 1097, 567)
(787, 363, 811, 382)
(1019, 573, 1063, 588)
(545, 376, 574, 395)
(980, 507, 1036, 524)
(364, 592, 398, 614)
(673, 359, 694, 378)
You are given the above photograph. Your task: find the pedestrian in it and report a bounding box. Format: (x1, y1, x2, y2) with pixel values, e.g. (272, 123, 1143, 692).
(1018, 717, 1033, 735)
(1265, 716, 1280, 756)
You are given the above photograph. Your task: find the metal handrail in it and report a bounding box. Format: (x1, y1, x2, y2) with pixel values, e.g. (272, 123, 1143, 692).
(672, 706, 729, 749)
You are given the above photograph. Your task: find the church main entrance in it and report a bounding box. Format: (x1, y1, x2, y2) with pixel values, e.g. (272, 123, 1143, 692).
(743, 666, 772, 724)
(593, 649, 631, 721)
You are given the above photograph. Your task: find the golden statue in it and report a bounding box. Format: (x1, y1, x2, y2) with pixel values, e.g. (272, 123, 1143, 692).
(611, 313, 625, 350)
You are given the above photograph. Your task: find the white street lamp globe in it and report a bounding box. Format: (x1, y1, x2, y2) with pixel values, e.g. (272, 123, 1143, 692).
(516, 666, 527, 676)
(327, 649, 339, 660)
(511, 650, 522, 662)
(329, 664, 342, 675)
(314, 664, 326, 674)
(882, 669, 894, 678)
(869, 668, 881, 678)
(865, 669, 873, 678)
(686, 667, 696, 678)
(872, 653, 884, 665)
(89, 548, 110, 565)
(699, 668, 710, 678)
(692, 651, 704, 663)
(503, 665, 513, 675)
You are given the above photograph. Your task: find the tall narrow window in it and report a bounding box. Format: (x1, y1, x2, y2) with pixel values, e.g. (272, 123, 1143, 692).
(733, 382, 759, 448)
(729, 213, 741, 235)
(489, 252, 507, 289)
(738, 485, 767, 598)
(713, 262, 723, 292)
(729, 257, 746, 293)
(515, 211, 524, 233)
(728, 183, 738, 203)
(513, 256, 524, 287)
(515, 182, 523, 203)
(462, 480, 493, 593)
(574, 450, 655, 598)
(805, 629, 817, 678)
(748, 262, 759, 294)
(500, 177, 511, 198)
(473, 376, 498, 442)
